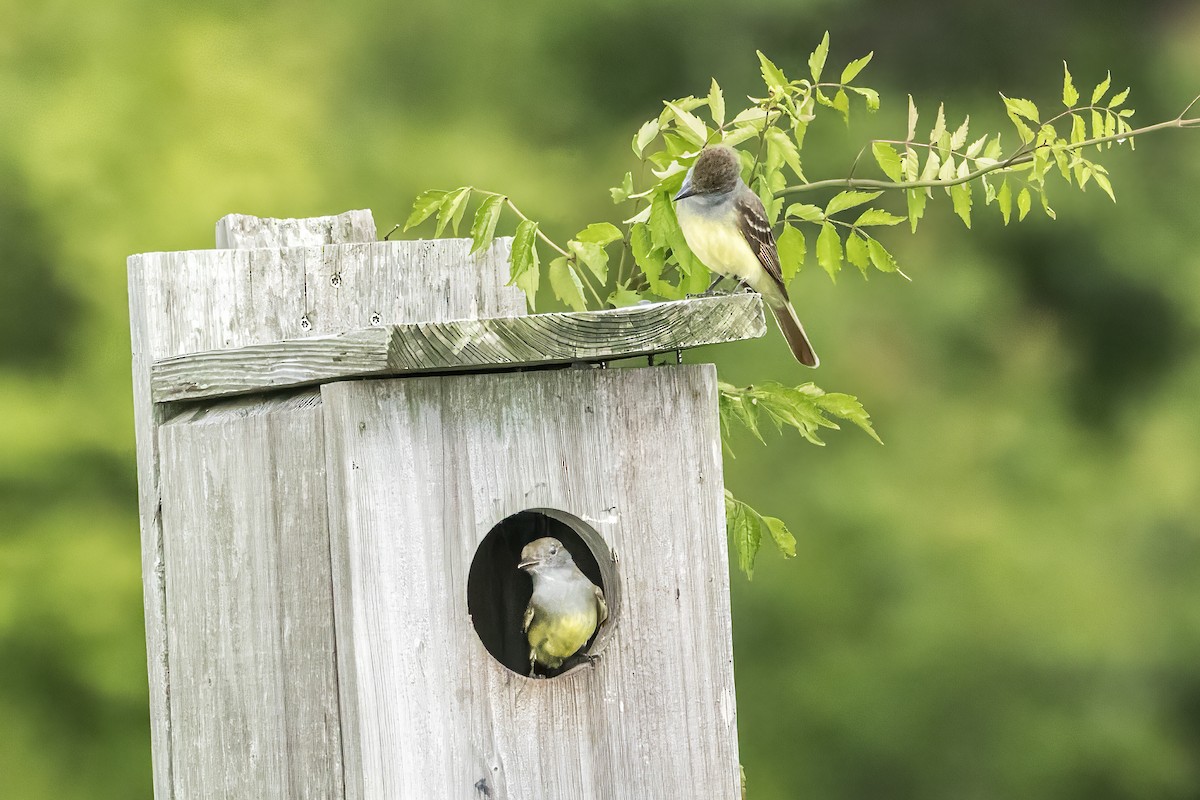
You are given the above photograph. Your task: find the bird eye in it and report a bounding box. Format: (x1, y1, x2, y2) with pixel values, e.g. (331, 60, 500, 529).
(549, 545, 558, 555)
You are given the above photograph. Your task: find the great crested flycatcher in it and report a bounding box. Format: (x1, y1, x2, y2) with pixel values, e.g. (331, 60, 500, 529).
(674, 144, 819, 367)
(518, 537, 608, 676)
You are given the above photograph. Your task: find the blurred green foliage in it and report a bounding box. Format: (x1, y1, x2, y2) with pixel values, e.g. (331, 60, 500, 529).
(2, 1, 1200, 798)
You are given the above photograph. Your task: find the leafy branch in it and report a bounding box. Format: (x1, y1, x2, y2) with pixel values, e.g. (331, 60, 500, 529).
(399, 34, 1198, 576)
(719, 381, 882, 576)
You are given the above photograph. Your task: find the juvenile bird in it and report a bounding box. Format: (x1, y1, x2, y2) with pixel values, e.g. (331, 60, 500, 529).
(674, 144, 819, 367)
(518, 537, 608, 676)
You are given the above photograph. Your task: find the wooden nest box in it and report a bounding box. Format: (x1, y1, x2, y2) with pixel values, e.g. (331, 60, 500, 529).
(128, 210, 766, 799)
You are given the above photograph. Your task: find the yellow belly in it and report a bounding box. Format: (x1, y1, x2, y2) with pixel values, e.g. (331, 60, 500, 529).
(676, 207, 766, 285)
(527, 610, 597, 667)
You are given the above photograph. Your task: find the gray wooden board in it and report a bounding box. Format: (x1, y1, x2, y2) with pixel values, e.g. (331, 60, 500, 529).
(215, 209, 376, 249)
(321, 364, 741, 800)
(150, 294, 766, 402)
(158, 391, 343, 799)
(135, 237, 524, 362)
(129, 228, 521, 799)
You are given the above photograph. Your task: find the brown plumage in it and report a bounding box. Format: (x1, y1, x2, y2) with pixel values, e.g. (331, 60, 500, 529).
(674, 145, 819, 367)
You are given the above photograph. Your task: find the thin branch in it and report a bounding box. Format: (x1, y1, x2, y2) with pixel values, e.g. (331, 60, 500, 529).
(498, 197, 570, 258)
(1177, 94, 1200, 123)
(780, 114, 1200, 196)
(574, 261, 607, 307)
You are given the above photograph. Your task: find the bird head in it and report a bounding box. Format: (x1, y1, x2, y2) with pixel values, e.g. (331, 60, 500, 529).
(518, 537, 574, 572)
(674, 144, 742, 201)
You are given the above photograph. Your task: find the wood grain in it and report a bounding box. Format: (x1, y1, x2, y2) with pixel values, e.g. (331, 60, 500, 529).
(129, 220, 521, 799)
(215, 209, 376, 249)
(321, 365, 741, 800)
(158, 391, 342, 799)
(150, 294, 766, 402)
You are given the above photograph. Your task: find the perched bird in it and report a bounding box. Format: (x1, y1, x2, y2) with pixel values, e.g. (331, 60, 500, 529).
(518, 537, 608, 675)
(674, 144, 819, 367)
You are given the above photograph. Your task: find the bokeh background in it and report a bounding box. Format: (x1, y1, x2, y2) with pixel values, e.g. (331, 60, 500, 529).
(4, 1, 1200, 798)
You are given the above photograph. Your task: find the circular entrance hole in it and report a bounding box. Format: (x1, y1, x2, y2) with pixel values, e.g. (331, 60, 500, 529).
(467, 509, 617, 678)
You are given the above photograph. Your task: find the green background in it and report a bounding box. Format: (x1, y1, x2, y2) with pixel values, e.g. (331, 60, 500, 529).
(3, 2, 1200, 798)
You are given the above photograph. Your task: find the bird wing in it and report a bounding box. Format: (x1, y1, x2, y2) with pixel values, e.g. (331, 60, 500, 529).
(734, 188, 789, 299)
(593, 585, 608, 626)
(522, 603, 534, 634)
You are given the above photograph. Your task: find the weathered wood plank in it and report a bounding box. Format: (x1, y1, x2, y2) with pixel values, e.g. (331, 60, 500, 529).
(159, 391, 343, 800)
(130, 223, 522, 799)
(321, 365, 741, 800)
(128, 253, 175, 799)
(216, 209, 376, 249)
(136, 238, 523, 361)
(150, 294, 766, 402)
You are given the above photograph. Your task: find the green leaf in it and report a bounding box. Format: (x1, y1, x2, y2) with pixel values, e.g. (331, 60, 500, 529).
(851, 86, 880, 112)
(732, 106, 770, 126)
(721, 124, 761, 148)
(808, 32, 830, 82)
(1062, 62, 1079, 107)
(937, 153, 956, 181)
(950, 116, 970, 151)
(853, 208, 906, 227)
(845, 232, 869, 275)
(434, 187, 471, 236)
(776, 224, 806, 283)
(1108, 86, 1130, 108)
(785, 203, 824, 222)
(1092, 169, 1116, 202)
(1091, 71, 1111, 105)
(610, 172, 634, 204)
(825, 190, 883, 217)
(548, 257, 587, 312)
(1040, 189, 1057, 220)
(766, 127, 805, 179)
(906, 187, 926, 233)
(965, 134, 988, 159)
(607, 288, 644, 308)
(950, 182, 972, 228)
(630, 223, 667, 292)
(815, 392, 884, 443)
(865, 235, 898, 274)
(469, 194, 505, 254)
(997, 179, 1012, 225)
(929, 103, 947, 146)
(907, 95, 918, 140)
(633, 118, 660, 156)
(816, 222, 843, 281)
(871, 143, 904, 182)
(1002, 95, 1041, 123)
(665, 100, 708, 146)
(840, 52, 873, 83)
(574, 222, 623, 246)
(509, 219, 540, 309)
(762, 516, 797, 558)
(757, 51, 788, 90)
(708, 78, 726, 126)
(833, 89, 850, 124)
(648, 191, 676, 250)
(404, 189, 448, 231)
(718, 382, 765, 445)
(568, 240, 609, 284)
(1017, 186, 1032, 221)
(1071, 114, 1087, 145)
(726, 491, 762, 579)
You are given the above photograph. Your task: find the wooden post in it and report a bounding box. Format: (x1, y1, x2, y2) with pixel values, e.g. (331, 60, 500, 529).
(128, 211, 760, 799)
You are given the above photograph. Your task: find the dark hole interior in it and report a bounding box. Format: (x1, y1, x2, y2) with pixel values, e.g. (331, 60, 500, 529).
(467, 509, 607, 677)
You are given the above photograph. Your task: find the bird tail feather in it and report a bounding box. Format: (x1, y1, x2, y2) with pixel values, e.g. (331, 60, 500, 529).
(767, 298, 819, 367)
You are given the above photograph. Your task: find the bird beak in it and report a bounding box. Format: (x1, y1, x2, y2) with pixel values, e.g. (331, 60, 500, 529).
(517, 558, 537, 570)
(673, 175, 695, 201)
